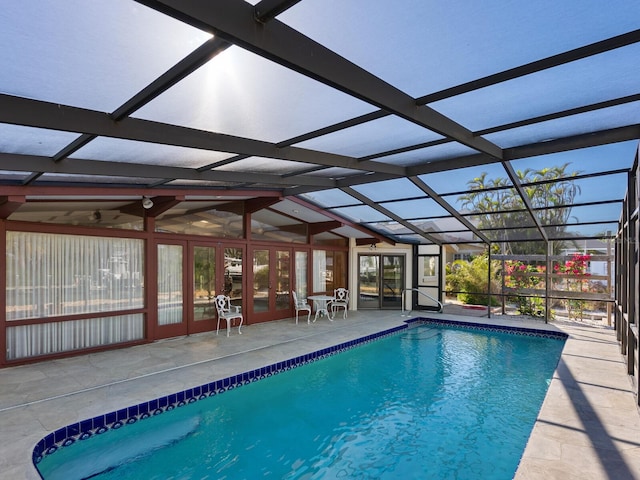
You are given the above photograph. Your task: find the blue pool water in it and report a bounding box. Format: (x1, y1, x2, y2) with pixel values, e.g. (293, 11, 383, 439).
(35, 322, 565, 479)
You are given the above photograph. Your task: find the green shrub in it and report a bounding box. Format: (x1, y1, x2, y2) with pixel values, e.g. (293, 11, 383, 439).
(446, 254, 500, 306)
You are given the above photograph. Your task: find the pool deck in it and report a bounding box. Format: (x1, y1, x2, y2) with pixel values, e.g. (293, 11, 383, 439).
(1, 310, 639, 480)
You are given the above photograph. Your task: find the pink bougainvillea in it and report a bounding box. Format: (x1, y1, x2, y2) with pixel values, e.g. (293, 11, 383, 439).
(504, 253, 592, 319)
(504, 260, 545, 317)
(554, 253, 591, 320)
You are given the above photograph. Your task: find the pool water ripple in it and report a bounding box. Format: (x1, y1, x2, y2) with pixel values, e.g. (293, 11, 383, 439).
(36, 324, 565, 480)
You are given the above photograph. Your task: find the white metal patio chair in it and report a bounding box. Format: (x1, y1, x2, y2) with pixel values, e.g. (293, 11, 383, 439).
(330, 288, 349, 319)
(292, 290, 311, 324)
(214, 294, 243, 336)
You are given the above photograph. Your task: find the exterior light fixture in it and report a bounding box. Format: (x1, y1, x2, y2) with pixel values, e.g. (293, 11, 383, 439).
(142, 196, 154, 209)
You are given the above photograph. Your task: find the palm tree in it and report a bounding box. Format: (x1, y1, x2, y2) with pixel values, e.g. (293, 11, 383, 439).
(460, 163, 581, 255)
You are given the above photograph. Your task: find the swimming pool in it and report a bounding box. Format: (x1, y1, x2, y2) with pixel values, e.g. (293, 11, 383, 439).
(34, 319, 566, 479)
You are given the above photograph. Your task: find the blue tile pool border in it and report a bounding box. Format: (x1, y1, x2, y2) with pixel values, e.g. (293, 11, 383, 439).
(413, 317, 569, 341)
(32, 317, 567, 473)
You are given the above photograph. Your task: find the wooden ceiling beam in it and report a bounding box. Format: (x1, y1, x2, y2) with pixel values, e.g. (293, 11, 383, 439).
(0, 196, 26, 219)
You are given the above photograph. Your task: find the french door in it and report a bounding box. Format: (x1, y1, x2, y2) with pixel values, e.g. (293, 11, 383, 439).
(193, 244, 244, 332)
(250, 247, 291, 323)
(155, 241, 244, 339)
(357, 254, 405, 309)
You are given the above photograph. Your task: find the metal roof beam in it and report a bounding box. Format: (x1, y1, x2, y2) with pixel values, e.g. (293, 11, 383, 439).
(23, 37, 234, 185)
(254, 0, 303, 23)
(198, 155, 251, 172)
(501, 160, 549, 243)
(112, 37, 232, 121)
(266, 29, 640, 167)
(416, 29, 640, 105)
(504, 124, 640, 160)
(407, 124, 640, 178)
(273, 30, 640, 167)
(284, 171, 402, 195)
(262, 29, 640, 165)
(0, 152, 338, 188)
(277, 111, 391, 148)
(408, 176, 490, 244)
(407, 154, 498, 177)
(341, 187, 441, 244)
(281, 165, 332, 178)
(362, 94, 640, 165)
(139, 0, 503, 160)
(475, 93, 640, 137)
(0, 94, 404, 177)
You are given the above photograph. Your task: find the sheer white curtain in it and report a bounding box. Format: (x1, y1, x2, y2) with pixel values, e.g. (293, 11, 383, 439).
(5, 231, 145, 360)
(157, 244, 183, 325)
(6, 231, 144, 320)
(295, 251, 308, 299)
(6, 314, 144, 360)
(313, 250, 327, 292)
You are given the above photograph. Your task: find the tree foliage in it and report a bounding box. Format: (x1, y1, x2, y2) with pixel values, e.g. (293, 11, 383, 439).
(459, 163, 581, 255)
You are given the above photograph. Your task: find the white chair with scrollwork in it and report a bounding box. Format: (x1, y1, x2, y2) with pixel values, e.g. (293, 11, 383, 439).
(292, 290, 311, 324)
(330, 288, 349, 319)
(214, 294, 243, 336)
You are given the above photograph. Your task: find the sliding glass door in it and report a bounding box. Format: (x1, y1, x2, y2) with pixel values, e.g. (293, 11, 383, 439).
(382, 255, 404, 308)
(358, 254, 404, 309)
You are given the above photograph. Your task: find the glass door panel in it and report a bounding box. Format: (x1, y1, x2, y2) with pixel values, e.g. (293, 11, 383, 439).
(250, 247, 292, 322)
(275, 250, 290, 311)
(295, 251, 308, 300)
(358, 254, 380, 309)
(419, 256, 439, 286)
(382, 255, 404, 308)
(253, 249, 269, 314)
(417, 254, 440, 308)
(224, 247, 243, 306)
(358, 254, 405, 309)
(193, 246, 216, 321)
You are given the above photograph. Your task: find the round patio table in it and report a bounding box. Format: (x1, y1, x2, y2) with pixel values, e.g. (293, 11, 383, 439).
(307, 294, 335, 322)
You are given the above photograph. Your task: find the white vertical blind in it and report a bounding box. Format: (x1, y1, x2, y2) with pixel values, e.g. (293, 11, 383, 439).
(6, 231, 144, 320)
(5, 231, 145, 360)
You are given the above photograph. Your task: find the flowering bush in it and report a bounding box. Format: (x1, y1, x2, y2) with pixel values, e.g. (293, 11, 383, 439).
(554, 253, 591, 320)
(504, 260, 546, 317)
(553, 253, 591, 276)
(505, 261, 545, 287)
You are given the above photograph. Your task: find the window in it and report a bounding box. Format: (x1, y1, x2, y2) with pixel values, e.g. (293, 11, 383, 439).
(5, 231, 145, 359)
(312, 250, 346, 292)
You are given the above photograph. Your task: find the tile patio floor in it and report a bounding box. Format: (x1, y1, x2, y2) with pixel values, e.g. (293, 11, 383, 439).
(1, 310, 638, 479)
